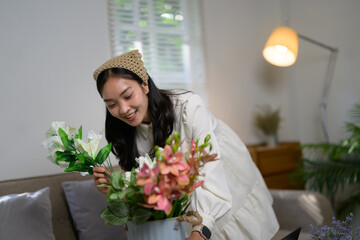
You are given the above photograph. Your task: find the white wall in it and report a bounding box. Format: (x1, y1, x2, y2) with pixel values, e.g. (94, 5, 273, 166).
(202, 0, 360, 145)
(1, 0, 359, 181)
(0, 0, 110, 181)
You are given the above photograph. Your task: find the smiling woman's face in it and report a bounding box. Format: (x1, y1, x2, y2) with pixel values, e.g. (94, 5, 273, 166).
(101, 76, 151, 127)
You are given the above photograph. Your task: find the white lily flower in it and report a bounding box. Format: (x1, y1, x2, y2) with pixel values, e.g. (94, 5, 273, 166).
(74, 131, 102, 158)
(45, 122, 65, 137)
(42, 135, 67, 164)
(46, 121, 77, 139)
(45, 149, 68, 167)
(135, 154, 156, 169)
(46, 150, 57, 163)
(42, 136, 65, 151)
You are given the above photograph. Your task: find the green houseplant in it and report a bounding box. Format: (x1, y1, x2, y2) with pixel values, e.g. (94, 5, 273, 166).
(254, 105, 281, 147)
(300, 102, 360, 219)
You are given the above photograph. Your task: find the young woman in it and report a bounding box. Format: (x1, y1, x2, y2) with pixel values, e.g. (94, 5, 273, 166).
(93, 50, 279, 240)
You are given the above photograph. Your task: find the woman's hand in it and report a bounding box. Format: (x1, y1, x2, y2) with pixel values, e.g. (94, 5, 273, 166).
(186, 231, 206, 240)
(93, 166, 110, 195)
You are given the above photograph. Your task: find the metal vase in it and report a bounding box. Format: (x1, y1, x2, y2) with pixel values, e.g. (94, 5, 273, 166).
(126, 218, 188, 240)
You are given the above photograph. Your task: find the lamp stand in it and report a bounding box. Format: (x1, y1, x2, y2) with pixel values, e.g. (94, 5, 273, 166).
(298, 34, 339, 143)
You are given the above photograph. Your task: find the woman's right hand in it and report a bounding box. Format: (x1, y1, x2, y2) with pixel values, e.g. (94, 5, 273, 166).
(93, 166, 110, 195)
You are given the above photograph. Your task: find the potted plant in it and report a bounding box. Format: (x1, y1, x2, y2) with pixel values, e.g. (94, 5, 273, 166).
(300, 102, 360, 219)
(99, 132, 217, 240)
(43, 123, 217, 239)
(254, 105, 281, 147)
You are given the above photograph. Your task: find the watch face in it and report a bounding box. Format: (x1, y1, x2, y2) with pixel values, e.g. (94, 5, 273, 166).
(202, 226, 212, 239)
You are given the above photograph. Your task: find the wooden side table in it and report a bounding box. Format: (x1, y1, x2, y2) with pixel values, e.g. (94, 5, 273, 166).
(246, 142, 303, 189)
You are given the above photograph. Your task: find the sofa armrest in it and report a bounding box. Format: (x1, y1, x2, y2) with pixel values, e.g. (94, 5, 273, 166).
(270, 189, 334, 233)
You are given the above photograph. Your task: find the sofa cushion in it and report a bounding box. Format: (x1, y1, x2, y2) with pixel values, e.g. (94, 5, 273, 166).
(0, 187, 55, 240)
(62, 179, 127, 240)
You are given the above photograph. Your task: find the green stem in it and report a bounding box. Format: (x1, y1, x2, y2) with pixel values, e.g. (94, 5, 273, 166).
(104, 171, 111, 179)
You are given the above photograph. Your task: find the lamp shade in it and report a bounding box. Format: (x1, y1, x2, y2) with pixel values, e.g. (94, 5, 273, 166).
(263, 26, 299, 67)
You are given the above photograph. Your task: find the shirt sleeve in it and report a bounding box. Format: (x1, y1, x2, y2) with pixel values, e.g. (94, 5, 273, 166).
(181, 93, 232, 231)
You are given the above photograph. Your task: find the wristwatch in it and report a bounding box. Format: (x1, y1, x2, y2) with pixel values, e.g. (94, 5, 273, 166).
(193, 225, 211, 239)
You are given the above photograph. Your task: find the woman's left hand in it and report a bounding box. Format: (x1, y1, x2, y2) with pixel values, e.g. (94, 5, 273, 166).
(186, 231, 205, 240)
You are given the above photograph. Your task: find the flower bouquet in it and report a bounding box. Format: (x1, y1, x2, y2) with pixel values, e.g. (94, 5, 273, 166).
(43, 122, 217, 239)
(99, 131, 217, 239)
(42, 122, 113, 177)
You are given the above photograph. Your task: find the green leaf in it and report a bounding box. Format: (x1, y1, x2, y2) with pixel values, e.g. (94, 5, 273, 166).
(68, 161, 75, 168)
(130, 168, 137, 185)
(87, 168, 94, 175)
(152, 210, 166, 220)
(58, 128, 76, 151)
(64, 164, 89, 173)
(117, 187, 135, 199)
(167, 199, 177, 218)
(173, 131, 180, 141)
(301, 155, 360, 197)
(74, 126, 82, 140)
(77, 152, 97, 166)
(131, 208, 152, 224)
(55, 150, 76, 164)
(199, 142, 210, 152)
(166, 136, 172, 145)
(336, 191, 360, 219)
(111, 171, 125, 190)
(173, 196, 187, 217)
(128, 191, 145, 205)
(107, 187, 116, 202)
(204, 134, 211, 143)
(75, 152, 85, 164)
(109, 201, 129, 218)
(109, 193, 119, 200)
(181, 199, 191, 215)
(95, 143, 112, 165)
(349, 141, 358, 153)
(155, 148, 161, 158)
(100, 208, 127, 225)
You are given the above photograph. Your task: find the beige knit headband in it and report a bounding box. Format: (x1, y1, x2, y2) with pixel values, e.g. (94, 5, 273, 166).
(93, 50, 149, 84)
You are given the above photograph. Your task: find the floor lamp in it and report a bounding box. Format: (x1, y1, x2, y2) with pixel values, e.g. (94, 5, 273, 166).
(263, 26, 339, 143)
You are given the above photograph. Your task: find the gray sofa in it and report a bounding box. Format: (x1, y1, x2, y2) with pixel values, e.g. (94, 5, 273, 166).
(0, 173, 333, 240)
(0, 173, 95, 239)
(270, 189, 334, 240)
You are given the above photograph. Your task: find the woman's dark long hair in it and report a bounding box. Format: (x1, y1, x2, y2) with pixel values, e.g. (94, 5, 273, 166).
(96, 68, 175, 171)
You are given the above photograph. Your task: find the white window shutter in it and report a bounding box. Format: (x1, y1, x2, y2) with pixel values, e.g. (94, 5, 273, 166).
(107, 0, 206, 98)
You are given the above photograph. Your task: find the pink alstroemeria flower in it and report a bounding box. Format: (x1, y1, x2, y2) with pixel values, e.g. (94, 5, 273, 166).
(135, 134, 218, 216)
(160, 145, 189, 176)
(176, 174, 190, 186)
(186, 156, 200, 175)
(147, 185, 173, 215)
(159, 174, 187, 196)
(158, 176, 172, 196)
(137, 163, 159, 195)
(189, 180, 204, 194)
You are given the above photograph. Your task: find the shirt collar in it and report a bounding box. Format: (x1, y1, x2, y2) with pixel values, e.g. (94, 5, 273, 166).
(136, 122, 153, 140)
